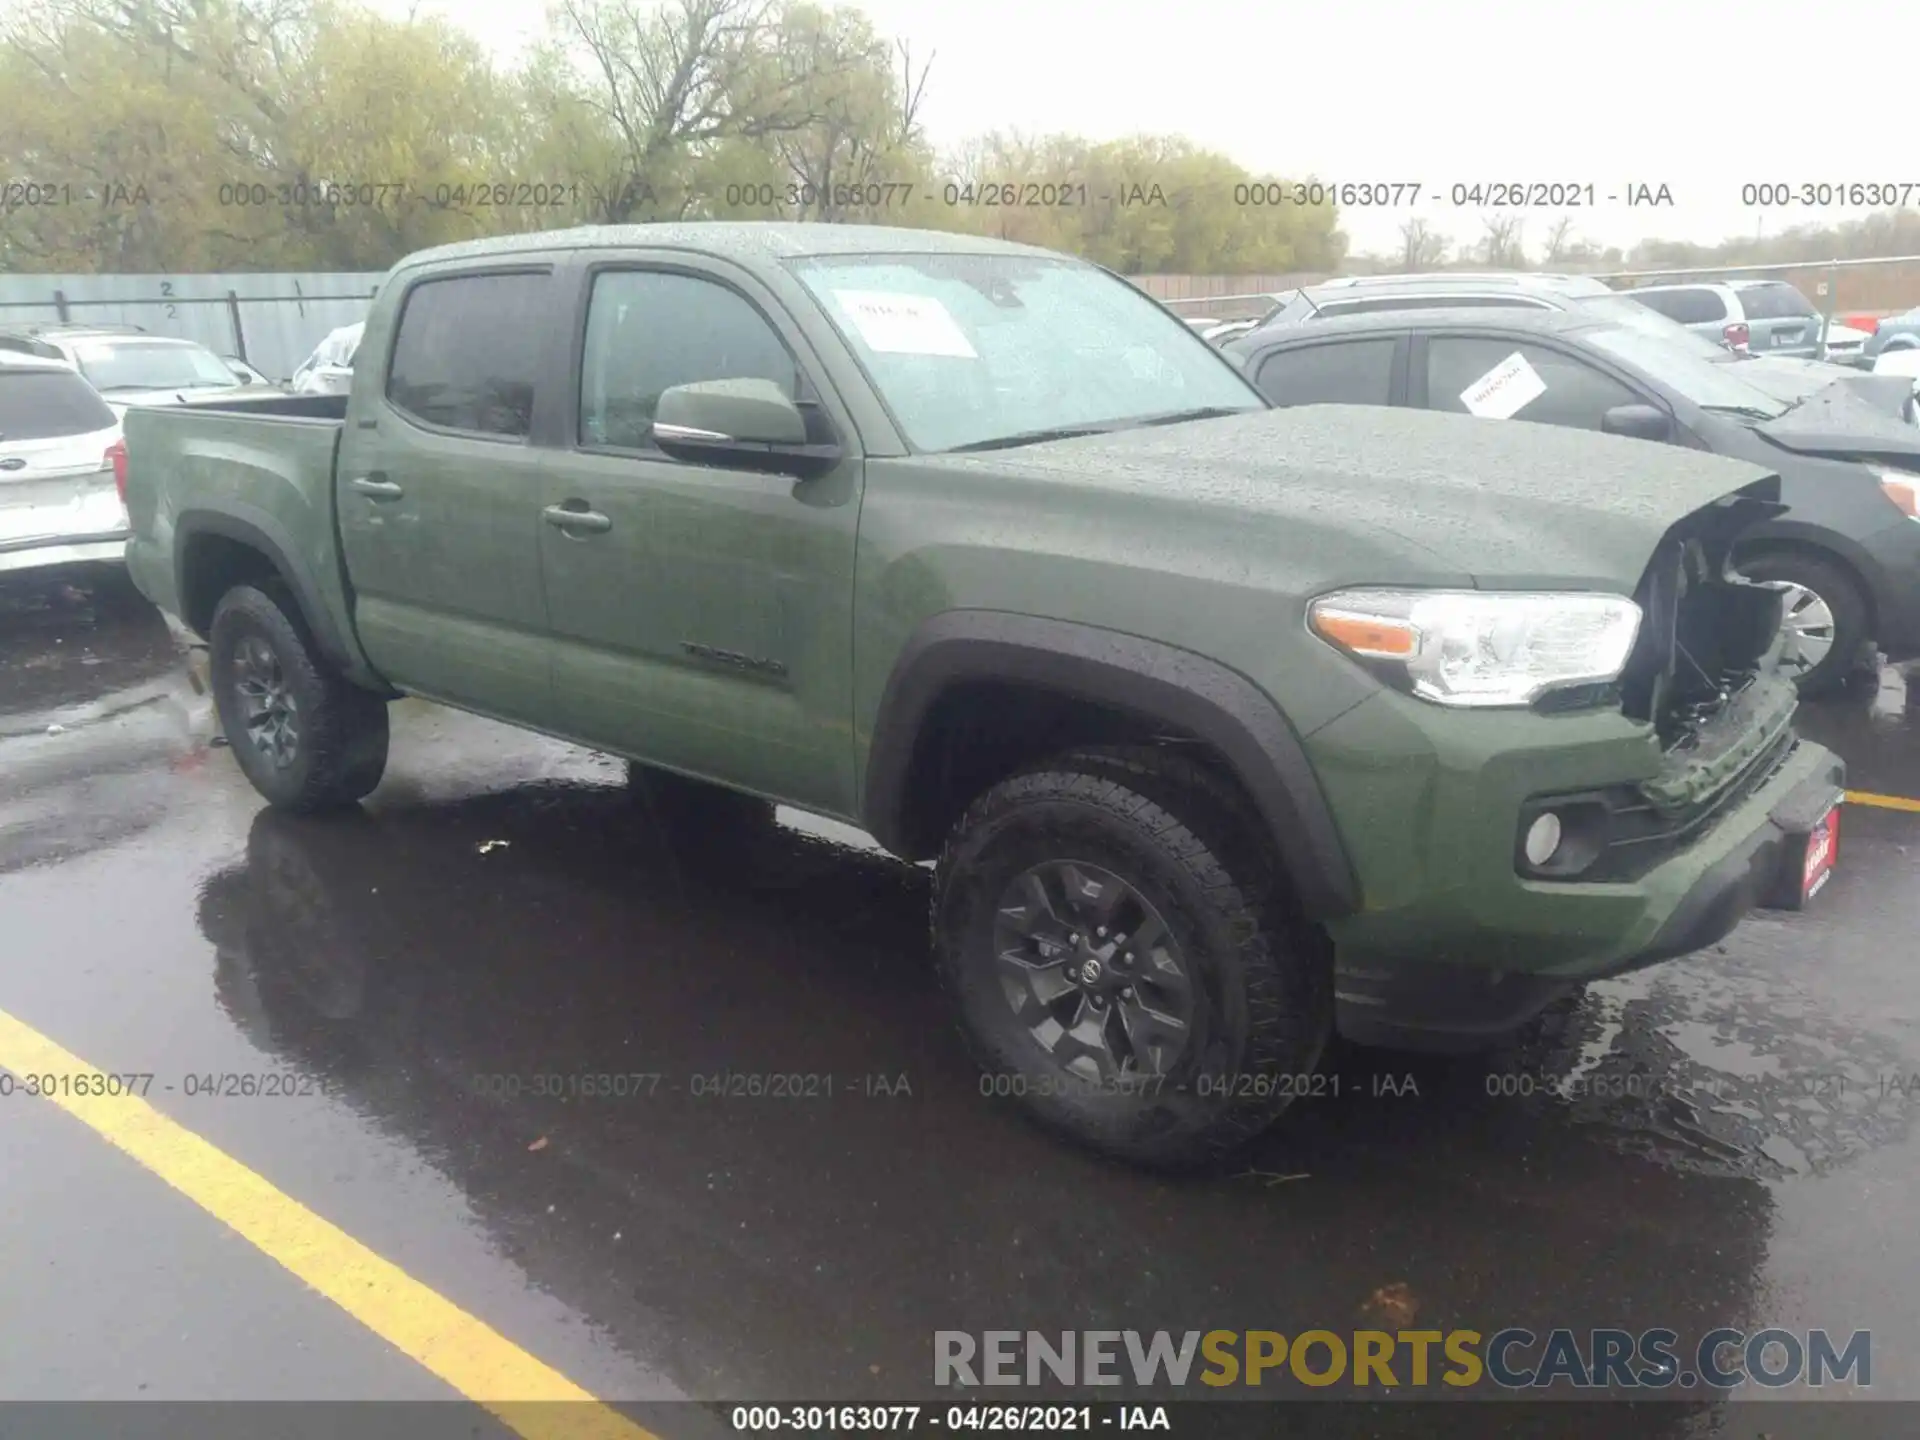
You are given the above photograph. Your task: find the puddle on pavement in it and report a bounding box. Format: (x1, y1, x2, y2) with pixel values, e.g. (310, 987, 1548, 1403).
(1497, 961, 1918, 1181)
(0, 571, 182, 717)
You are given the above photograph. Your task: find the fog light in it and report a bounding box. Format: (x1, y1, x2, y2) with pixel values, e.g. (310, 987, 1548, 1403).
(1523, 812, 1564, 868)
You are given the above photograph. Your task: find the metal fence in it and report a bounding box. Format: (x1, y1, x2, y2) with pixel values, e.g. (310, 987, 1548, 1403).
(6, 256, 1914, 379)
(0, 273, 384, 383)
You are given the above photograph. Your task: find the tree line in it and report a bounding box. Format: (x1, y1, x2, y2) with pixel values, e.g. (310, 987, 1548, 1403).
(0, 0, 1346, 275)
(1383, 208, 1920, 276)
(2, 0, 1916, 282)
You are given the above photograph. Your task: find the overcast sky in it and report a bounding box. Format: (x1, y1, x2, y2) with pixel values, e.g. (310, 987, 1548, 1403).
(404, 0, 1913, 260)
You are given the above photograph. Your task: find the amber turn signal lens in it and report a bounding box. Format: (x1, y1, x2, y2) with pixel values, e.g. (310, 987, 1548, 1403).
(1309, 607, 1416, 658)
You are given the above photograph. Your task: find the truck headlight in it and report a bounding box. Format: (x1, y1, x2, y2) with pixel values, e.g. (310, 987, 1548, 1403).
(1307, 588, 1643, 708)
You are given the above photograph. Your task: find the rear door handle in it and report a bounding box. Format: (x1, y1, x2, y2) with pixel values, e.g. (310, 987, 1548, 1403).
(351, 475, 403, 499)
(543, 503, 612, 534)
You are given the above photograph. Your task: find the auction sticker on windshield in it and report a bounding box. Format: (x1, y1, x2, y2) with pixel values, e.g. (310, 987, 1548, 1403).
(1460, 350, 1546, 420)
(832, 290, 978, 358)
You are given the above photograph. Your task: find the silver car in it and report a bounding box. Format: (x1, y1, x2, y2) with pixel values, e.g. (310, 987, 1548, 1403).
(0, 353, 127, 577)
(0, 325, 284, 415)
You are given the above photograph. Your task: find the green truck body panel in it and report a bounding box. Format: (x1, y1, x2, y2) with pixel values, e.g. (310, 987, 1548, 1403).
(121, 222, 1843, 1028)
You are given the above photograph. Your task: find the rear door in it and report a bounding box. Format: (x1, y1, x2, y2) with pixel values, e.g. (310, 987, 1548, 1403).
(1249, 335, 1406, 408)
(537, 256, 863, 814)
(334, 265, 562, 722)
(1737, 282, 1824, 357)
(0, 367, 124, 567)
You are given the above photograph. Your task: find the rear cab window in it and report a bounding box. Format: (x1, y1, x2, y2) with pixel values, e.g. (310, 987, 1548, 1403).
(0, 368, 118, 441)
(385, 271, 550, 438)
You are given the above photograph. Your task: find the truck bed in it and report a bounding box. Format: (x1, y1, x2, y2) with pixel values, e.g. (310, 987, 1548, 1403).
(120, 392, 365, 673)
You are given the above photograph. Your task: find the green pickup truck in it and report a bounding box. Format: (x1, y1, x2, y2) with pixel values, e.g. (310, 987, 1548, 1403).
(122, 223, 1845, 1168)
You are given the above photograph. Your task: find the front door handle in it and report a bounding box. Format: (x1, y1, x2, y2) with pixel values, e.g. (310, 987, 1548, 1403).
(543, 503, 612, 535)
(351, 475, 403, 499)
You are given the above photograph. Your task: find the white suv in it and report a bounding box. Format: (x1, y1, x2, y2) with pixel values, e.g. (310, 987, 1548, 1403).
(0, 352, 127, 577)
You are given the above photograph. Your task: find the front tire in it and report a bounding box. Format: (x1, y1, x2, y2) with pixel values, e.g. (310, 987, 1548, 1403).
(208, 583, 389, 811)
(933, 746, 1333, 1170)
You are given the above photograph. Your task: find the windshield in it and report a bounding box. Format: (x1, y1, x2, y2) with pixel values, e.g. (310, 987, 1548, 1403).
(789, 254, 1263, 452)
(73, 339, 241, 392)
(1585, 325, 1791, 416)
(1570, 294, 1733, 359)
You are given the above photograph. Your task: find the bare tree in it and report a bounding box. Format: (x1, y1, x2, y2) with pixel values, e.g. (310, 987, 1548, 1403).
(551, 0, 868, 222)
(769, 28, 933, 220)
(1395, 217, 1448, 271)
(1540, 214, 1578, 266)
(1477, 214, 1527, 269)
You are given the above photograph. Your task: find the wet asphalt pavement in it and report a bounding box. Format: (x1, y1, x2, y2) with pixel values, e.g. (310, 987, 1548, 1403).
(4, 569, 1920, 1439)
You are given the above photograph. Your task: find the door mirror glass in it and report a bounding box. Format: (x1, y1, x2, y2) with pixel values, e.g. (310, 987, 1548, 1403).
(1600, 403, 1673, 442)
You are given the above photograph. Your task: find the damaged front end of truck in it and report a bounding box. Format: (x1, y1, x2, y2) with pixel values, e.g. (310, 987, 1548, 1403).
(1525, 477, 1840, 908)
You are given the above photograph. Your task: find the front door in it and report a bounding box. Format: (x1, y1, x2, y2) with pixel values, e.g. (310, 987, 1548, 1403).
(335, 266, 560, 722)
(538, 262, 862, 815)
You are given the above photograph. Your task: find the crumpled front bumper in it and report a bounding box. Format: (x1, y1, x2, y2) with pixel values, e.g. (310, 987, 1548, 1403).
(1305, 676, 1844, 1052)
(1333, 743, 1843, 1052)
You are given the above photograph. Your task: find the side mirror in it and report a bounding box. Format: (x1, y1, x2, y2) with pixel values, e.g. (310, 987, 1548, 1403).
(653, 378, 841, 478)
(1601, 403, 1674, 443)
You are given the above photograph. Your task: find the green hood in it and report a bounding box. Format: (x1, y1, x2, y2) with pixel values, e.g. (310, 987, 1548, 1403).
(933, 405, 1782, 593)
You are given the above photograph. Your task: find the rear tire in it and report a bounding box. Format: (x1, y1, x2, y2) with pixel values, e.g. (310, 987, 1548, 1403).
(1739, 551, 1869, 698)
(209, 583, 389, 811)
(933, 745, 1334, 1171)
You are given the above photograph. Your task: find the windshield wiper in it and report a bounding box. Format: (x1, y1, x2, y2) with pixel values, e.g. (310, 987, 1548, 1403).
(1699, 403, 1780, 420)
(1126, 405, 1253, 429)
(947, 423, 1119, 454)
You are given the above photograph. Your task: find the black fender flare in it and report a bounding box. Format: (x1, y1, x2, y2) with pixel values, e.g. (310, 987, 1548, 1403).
(174, 506, 359, 674)
(861, 611, 1360, 918)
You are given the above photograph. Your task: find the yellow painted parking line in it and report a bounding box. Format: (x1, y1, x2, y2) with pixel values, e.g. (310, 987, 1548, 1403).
(1845, 790, 1920, 813)
(0, 1008, 657, 1440)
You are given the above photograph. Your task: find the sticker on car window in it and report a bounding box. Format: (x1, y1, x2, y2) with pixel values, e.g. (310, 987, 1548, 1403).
(1459, 351, 1546, 419)
(831, 290, 978, 358)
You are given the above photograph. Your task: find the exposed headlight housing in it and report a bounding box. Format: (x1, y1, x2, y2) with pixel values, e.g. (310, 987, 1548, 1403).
(1308, 588, 1643, 708)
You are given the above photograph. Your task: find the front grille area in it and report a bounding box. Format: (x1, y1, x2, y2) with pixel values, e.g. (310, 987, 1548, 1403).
(1518, 728, 1799, 884)
(1592, 730, 1798, 881)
